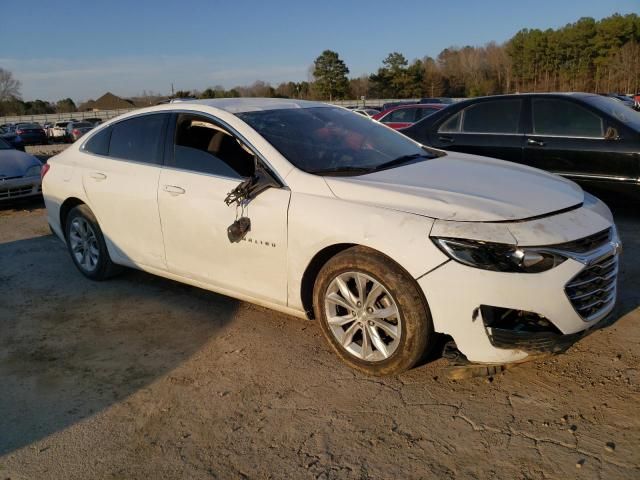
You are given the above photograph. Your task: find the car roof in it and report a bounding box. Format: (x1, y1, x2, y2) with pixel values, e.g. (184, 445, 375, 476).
(460, 92, 600, 101)
(175, 98, 330, 113)
(380, 103, 444, 113)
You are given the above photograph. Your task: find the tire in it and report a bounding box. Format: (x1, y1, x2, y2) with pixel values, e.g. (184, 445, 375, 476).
(313, 246, 434, 376)
(64, 204, 122, 280)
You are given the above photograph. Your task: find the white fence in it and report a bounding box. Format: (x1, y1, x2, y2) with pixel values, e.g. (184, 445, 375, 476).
(0, 108, 137, 126)
(0, 99, 436, 125)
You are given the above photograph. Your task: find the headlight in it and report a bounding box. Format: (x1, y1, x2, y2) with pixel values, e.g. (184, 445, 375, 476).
(432, 237, 567, 273)
(25, 164, 42, 177)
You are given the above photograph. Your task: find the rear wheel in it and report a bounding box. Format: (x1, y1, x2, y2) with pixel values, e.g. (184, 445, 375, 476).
(313, 246, 434, 376)
(65, 204, 121, 280)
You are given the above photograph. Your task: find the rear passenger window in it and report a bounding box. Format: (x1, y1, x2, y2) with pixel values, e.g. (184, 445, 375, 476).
(109, 114, 168, 164)
(83, 127, 112, 156)
(462, 100, 522, 133)
(532, 99, 604, 138)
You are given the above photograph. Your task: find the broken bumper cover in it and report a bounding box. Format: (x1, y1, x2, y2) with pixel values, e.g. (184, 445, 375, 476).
(484, 314, 610, 354)
(418, 235, 619, 364)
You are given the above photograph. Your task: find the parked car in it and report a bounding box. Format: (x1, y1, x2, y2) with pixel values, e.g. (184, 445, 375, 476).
(49, 121, 72, 142)
(0, 137, 42, 201)
(14, 123, 48, 145)
(84, 117, 103, 126)
(353, 108, 380, 118)
(65, 121, 94, 142)
(0, 128, 26, 151)
(381, 100, 417, 111)
(373, 104, 445, 129)
(402, 93, 640, 193)
(419, 97, 455, 104)
(43, 98, 620, 375)
(600, 93, 636, 110)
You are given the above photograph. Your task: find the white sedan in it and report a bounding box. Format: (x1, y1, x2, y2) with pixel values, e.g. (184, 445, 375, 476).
(42, 98, 620, 375)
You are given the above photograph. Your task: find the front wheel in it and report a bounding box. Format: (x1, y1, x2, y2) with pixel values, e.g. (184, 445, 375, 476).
(313, 246, 434, 376)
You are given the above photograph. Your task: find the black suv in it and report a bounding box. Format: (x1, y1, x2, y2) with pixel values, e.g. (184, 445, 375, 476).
(401, 93, 640, 193)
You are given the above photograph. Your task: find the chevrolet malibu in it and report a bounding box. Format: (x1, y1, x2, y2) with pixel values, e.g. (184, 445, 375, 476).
(42, 99, 621, 375)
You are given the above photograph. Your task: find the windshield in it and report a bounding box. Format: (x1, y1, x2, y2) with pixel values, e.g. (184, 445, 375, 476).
(74, 122, 93, 128)
(238, 106, 437, 175)
(0, 138, 10, 150)
(585, 95, 640, 132)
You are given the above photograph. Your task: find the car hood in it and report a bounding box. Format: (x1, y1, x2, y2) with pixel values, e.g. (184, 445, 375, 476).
(0, 149, 41, 177)
(324, 152, 584, 222)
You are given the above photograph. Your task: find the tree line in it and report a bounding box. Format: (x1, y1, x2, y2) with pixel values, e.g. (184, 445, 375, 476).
(1, 12, 638, 116)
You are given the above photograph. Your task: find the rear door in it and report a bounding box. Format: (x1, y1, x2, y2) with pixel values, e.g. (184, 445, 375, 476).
(524, 97, 638, 183)
(80, 113, 169, 269)
(431, 98, 525, 163)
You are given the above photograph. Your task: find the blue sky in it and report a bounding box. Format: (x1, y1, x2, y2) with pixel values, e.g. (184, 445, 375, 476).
(1, 0, 637, 102)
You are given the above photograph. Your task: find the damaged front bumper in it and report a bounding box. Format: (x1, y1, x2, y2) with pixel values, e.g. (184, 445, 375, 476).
(481, 306, 609, 354)
(419, 195, 620, 364)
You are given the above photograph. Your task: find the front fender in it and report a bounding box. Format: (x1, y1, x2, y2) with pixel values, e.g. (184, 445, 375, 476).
(287, 192, 448, 311)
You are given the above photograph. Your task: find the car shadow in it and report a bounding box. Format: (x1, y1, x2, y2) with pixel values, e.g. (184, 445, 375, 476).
(0, 233, 241, 455)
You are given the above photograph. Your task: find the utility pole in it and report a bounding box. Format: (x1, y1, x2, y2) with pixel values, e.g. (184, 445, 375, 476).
(171, 83, 175, 97)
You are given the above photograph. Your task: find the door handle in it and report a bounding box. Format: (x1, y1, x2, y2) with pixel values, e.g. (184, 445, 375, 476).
(89, 172, 107, 181)
(438, 135, 455, 143)
(163, 185, 186, 195)
(527, 138, 545, 147)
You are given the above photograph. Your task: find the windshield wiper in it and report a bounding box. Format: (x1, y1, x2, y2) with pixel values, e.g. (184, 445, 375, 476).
(372, 153, 433, 172)
(310, 166, 376, 176)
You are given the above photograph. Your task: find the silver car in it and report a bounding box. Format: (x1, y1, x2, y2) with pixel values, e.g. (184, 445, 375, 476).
(0, 138, 42, 201)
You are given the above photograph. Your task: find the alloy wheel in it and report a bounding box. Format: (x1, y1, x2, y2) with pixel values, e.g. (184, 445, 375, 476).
(324, 271, 401, 362)
(68, 217, 100, 272)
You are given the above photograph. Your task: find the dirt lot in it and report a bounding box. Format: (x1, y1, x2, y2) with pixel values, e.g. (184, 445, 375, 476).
(0, 186, 638, 479)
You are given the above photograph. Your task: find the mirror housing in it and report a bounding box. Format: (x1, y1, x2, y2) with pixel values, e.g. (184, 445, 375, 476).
(247, 164, 281, 198)
(604, 126, 619, 141)
(223, 161, 281, 206)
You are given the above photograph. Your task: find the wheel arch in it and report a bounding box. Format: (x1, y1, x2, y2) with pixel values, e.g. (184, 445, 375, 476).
(300, 243, 429, 321)
(300, 243, 356, 319)
(59, 197, 86, 234)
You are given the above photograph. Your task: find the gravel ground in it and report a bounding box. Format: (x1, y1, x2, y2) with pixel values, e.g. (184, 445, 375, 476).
(0, 191, 638, 479)
(25, 144, 69, 163)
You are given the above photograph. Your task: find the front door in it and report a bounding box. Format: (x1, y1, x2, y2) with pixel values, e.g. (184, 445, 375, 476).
(157, 113, 290, 305)
(523, 97, 637, 184)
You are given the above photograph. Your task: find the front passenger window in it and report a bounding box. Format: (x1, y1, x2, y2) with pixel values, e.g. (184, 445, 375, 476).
(171, 114, 255, 179)
(532, 99, 604, 138)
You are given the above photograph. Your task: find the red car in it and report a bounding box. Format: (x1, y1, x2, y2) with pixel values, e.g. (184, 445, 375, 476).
(372, 103, 445, 129)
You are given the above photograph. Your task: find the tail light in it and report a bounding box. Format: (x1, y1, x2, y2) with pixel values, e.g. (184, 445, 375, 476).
(41, 163, 50, 180)
(73, 129, 80, 135)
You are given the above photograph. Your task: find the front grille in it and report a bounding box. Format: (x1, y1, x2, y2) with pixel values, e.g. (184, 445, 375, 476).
(0, 185, 34, 199)
(565, 252, 618, 322)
